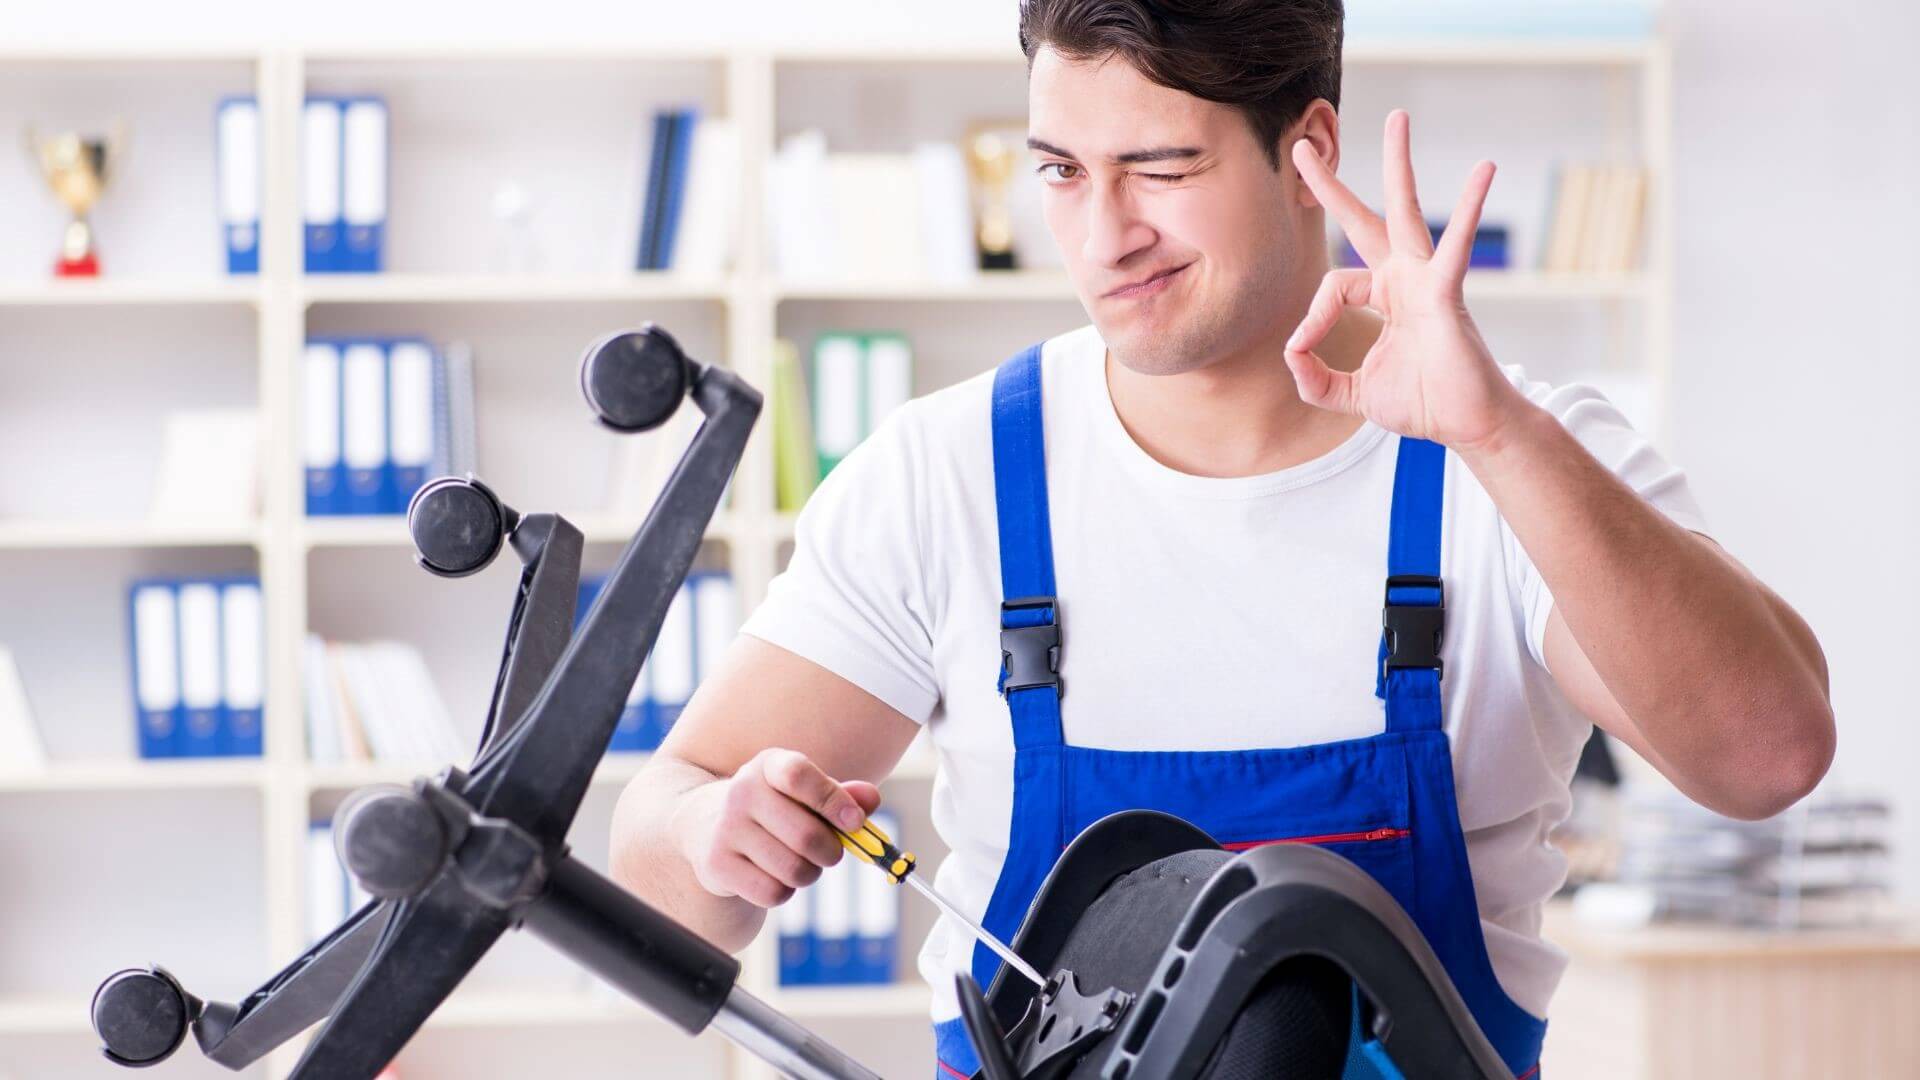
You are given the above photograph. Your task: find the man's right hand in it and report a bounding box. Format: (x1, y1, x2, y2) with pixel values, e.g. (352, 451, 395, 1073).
(671, 746, 885, 908)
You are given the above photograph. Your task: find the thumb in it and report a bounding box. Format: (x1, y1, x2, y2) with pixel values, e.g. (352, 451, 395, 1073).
(843, 780, 884, 816)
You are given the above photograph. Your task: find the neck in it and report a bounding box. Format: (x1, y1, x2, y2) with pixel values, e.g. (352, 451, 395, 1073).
(1105, 308, 1382, 479)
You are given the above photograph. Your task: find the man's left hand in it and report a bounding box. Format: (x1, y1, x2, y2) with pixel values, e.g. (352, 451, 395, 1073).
(1285, 109, 1532, 456)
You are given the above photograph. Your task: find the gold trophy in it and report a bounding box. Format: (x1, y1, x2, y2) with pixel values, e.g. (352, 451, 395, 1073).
(25, 121, 126, 277)
(965, 119, 1021, 271)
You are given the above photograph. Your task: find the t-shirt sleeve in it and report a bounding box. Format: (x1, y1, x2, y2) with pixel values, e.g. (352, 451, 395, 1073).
(738, 405, 941, 723)
(1499, 368, 1713, 669)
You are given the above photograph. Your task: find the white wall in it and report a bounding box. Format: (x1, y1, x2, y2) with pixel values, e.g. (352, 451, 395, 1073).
(6, 0, 1915, 890)
(1665, 0, 1920, 895)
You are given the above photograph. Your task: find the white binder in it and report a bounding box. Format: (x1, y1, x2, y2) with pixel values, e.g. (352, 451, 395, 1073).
(813, 335, 864, 467)
(340, 341, 389, 515)
(216, 97, 260, 274)
(387, 339, 435, 511)
(864, 336, 913, 432)
(131, 583, 182, 759)
(303, 341, 343, 515)
(176, 582, 225, 759)
(692, 573, 738, 686)
(302, 99, 343, 272)
(220, 581, 265, 757)
(341, 98, 389, 272)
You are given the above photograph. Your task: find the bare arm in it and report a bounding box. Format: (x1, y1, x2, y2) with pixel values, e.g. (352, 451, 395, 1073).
(1468, 405, 1835, 820)
(609, 633, 922, 953)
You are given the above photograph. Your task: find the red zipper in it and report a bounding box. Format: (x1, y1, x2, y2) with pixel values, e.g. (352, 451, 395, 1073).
(1221, 827, 1410, 851)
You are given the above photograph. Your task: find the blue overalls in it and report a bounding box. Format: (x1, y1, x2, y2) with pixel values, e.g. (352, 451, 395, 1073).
(930, 345, 1548, 1080)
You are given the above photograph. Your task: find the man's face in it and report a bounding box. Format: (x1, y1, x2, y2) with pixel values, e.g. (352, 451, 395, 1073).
(1027, 47, 1322, 377)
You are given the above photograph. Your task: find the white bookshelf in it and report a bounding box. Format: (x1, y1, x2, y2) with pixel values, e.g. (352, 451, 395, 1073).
(0, 34, 1674, 1080)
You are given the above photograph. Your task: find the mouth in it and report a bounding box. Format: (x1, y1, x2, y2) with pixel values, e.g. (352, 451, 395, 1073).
(1104, 262, 1191, 300)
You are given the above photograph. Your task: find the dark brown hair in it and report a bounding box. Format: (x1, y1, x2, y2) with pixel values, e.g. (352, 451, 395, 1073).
(1019, 0, 1344, 171)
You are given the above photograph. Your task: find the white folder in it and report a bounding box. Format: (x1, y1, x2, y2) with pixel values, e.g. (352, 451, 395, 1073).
(650, 584, 697, 710)
(692, 573, 738, 685)
(302, 99, 343, 268)
(813, 336, 864, 462)
(176, 583, 224, 757)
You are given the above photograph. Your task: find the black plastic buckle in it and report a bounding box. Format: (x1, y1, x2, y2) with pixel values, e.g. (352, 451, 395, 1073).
(1382, 574, 1445, 679)
(999, 595, 1063, 698)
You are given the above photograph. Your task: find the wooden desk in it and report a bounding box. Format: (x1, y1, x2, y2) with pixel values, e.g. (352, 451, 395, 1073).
(1538, 901, 1920, 1078)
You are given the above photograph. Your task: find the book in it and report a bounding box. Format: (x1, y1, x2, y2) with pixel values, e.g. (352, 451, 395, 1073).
(1540, 162, 1649, 273)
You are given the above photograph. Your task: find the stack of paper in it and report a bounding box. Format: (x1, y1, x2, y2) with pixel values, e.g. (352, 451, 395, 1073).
(1578, 788, 1892, 929)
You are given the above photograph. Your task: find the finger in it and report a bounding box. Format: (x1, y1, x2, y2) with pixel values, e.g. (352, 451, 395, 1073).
(843, 780, 884, 816)
(711, 849, 791, 908)
(1291, 137, 1390, 267)
(756, 748, 867, 831)
(1381, 110, 1433, 257)
(1286, 269, 1372, 358)
(1431, 159, 1496, 282)
(751, 780, 849, 869)
(735, 818, 819, 893)
(1283, 346, 1359, 416)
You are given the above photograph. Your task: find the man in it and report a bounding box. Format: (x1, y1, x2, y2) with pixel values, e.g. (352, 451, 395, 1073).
(611, 1, 1835, 1076)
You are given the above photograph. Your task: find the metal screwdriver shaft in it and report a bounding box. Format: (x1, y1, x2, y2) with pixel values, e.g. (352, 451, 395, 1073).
(818, 812, 1046, 989)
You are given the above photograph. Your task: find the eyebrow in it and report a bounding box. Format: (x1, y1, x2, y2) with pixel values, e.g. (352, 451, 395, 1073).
(1026, 137, 1204, 166)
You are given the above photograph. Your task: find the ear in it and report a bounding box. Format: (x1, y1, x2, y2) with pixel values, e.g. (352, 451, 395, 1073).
(1289, 101, 1342, 208)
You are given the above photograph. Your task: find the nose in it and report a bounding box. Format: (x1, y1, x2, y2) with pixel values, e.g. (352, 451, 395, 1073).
(1081, 178, 1156, 273)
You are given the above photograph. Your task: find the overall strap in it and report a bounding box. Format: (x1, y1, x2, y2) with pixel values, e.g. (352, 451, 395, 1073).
(991, 345, 1066, 751)
(1376, 435, 1446, 734)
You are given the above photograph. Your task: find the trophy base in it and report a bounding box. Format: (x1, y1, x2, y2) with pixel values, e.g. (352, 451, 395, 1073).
(55, 253, 100, 277)
(977, 250, 1018, 271)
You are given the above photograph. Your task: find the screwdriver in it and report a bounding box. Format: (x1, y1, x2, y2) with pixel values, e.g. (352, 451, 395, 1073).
(814, 810, 1046, 989)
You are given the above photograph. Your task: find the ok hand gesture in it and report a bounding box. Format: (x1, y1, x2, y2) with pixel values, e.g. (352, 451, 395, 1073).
(1284, 110, 1530, 454)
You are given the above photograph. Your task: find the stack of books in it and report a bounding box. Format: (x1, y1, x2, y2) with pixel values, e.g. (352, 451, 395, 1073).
(1577, 789, 1892, 929)
(777, 811, 904, 986)
(128, 578, 265, 759)
(302, 636, 464, 766)
(634, 106, 740, 274)
(1539, 163, 1649, 273)
(304, 338, 475, 518)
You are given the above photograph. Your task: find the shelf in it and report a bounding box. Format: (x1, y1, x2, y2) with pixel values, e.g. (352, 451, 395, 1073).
(0, 518, 263, 551)
(303, 753, 651, 793)
(0, 759, 267, 794)
(0, 278, 262, 308)
(298, 273, 731, 306)
(770, 981, 931, 1019)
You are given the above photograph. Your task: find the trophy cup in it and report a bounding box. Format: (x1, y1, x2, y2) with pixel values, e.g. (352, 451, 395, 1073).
(965, 120, 1021, 271)
(25, 121, 125, 277)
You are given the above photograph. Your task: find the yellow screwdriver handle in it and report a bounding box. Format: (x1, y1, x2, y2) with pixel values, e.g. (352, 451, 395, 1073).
(825, 813, 918, 885)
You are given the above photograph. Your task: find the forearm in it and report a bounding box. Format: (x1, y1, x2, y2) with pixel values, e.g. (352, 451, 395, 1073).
(609, 754, 767, 954)
(1460, 403, 1834, 812)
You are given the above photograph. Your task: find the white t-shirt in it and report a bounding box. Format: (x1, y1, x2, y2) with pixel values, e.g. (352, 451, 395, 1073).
(741, 321, 1708, 1024)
